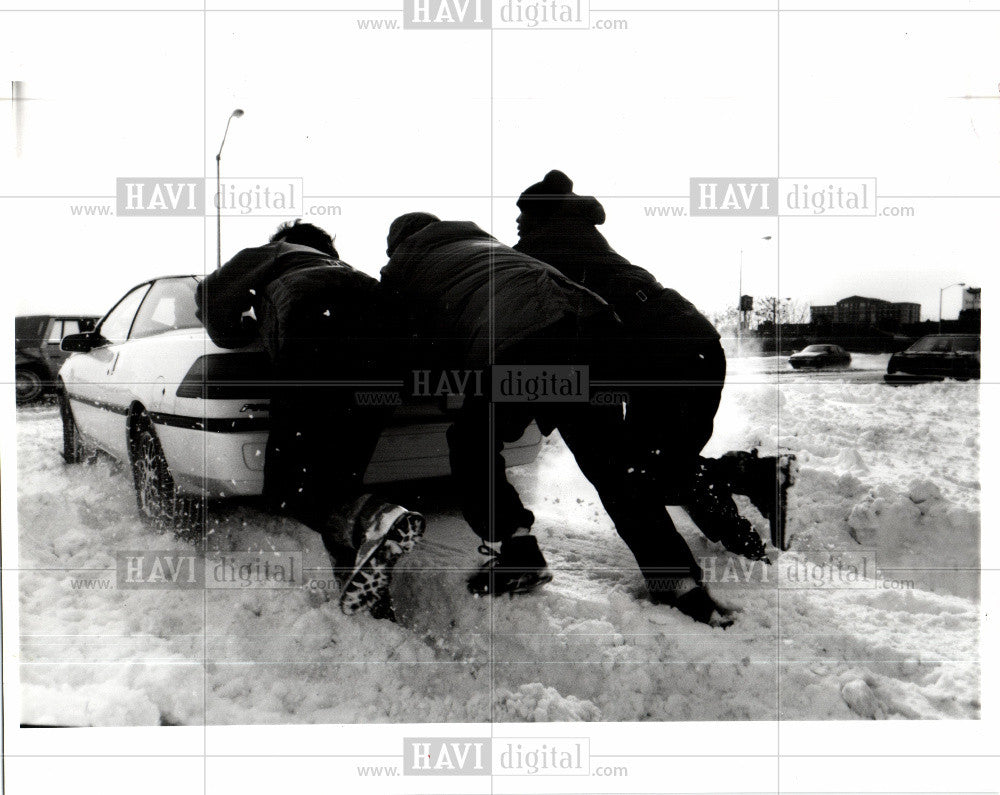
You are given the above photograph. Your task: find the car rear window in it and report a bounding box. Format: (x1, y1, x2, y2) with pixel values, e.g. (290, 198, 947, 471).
(130, 278, 203, 340)
(909, 336, 949, 352)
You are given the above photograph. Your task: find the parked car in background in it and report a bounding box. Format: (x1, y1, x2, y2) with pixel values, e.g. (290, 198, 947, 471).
(58, 276, 542, 528)
(788, 344, 852, 370)
(16, 315, 99, 404)
(885, 333, 980, 382)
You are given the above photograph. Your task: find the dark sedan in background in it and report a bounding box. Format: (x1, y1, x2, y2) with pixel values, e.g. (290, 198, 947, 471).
(16, 315, 99, 404)
(788, 344, 852, 370)
(886, 334, 980, 382)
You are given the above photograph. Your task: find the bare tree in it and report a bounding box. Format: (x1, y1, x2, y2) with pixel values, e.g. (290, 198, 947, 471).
(752, 296, 810, 327)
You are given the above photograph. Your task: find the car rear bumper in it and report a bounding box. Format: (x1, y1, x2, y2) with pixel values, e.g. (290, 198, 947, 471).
(156, 423, 267, 498)
(157, 416, 544, 498)
(884, 373, 946, 385)
(886, 358, 979, 380)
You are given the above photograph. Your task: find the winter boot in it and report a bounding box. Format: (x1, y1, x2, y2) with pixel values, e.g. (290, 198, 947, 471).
(717, 449, 796, 550)
(688, 502, 769, 561)
(686, 464, 769, 562)
(649, 580, 734, 629)
(339, 497, 426, 616)
(467, 535, 553, 597)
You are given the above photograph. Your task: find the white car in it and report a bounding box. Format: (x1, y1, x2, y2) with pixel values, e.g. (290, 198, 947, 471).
(58, 275, 541, 527)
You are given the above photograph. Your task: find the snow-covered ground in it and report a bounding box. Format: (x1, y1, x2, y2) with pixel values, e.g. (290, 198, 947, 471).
(16, 355, 980, 724)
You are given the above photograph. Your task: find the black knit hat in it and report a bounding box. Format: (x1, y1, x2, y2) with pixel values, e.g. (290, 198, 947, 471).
(386, 212, 441, 256)
(516, 170, 606, 225)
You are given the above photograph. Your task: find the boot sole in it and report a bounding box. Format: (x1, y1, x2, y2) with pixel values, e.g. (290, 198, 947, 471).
(340, 511, 425, 616)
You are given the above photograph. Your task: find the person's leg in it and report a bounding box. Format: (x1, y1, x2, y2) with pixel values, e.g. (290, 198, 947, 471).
(263, 390, 337, 526)
(266, 304, 423, 617)
(684, 463, 768, 560)
(561, 413, 732, 626)
(622, 339, 723, 489)
(556, 406, 703, 591)
(554, 404, 730, 625)
(446, 387, 536, 547)
(553, 322, 731, 624)
(619, 342, 772, 560)
(306, 391, 393, 577)
(696, 450, 796, 551)
(447, 379, 553, 595)
(304, 371, 425, 618)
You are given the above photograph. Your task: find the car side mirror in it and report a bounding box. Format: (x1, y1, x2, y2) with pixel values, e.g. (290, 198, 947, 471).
(61, 332, 101, 353)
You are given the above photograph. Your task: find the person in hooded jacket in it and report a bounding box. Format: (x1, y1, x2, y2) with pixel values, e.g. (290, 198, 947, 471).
(381, 212, 733, 627)
(513, 171, 794, 556)
(196, 219, 425, 620)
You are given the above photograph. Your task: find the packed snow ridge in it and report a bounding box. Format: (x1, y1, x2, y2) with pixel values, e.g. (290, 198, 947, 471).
(17, 356, 980, 723)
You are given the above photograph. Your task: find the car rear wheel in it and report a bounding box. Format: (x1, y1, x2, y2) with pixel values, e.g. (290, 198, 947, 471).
(130, 411, 202, 532)
(59, 388, 89, 464)
(16, 368, 45, 405)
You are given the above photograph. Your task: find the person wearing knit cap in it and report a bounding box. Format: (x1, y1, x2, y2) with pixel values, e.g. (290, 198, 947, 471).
(515, 169, 607, 232)
(514, 171, 795, 569)
(381, 212, 732, 627)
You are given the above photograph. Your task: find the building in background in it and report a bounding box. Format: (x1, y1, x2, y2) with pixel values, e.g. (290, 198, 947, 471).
(810, 304, 835, 324)
(891, 302, 921, 324)
(959, 286, 981, 331)
(810, 296, 921, 325)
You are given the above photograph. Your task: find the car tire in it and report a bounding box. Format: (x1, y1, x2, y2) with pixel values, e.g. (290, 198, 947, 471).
(59, 388, 88, 464)
(16, 367, 45, 405)
(129, 411, 202, 532)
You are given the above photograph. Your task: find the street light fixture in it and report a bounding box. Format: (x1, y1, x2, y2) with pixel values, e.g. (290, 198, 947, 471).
(938, 282, 965, 333)
(216, 108, 244, 269)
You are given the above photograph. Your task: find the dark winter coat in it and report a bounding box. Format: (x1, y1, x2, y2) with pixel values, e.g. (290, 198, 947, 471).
(515, 218, 720, 352)
(195, 242, 387, 528)
(516, 213, 724, 455)
(195, 242, 382, 376)
(380, 220, 611, 369)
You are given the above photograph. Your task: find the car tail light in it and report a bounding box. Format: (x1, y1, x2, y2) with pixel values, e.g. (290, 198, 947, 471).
(176, 353, 273, 400)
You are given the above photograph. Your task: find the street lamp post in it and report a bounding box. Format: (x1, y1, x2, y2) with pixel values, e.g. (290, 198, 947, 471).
(216, 109, 244, 270)
(938, 282, 965, 333)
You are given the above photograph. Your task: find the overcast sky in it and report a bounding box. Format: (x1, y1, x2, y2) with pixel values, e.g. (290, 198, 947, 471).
(2, 7, 997, 321)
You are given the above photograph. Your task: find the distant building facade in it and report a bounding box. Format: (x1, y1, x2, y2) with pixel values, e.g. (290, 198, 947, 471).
(810, 304, 835, 324)
(962, 287, 981, 312)
(892, 302, 921, 324)
(810, 296, 920, 325)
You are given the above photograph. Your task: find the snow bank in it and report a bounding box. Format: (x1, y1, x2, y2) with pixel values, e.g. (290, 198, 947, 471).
(16, 361, 979, 724)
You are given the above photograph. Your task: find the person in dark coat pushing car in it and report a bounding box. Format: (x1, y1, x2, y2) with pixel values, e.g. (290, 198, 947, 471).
(381, 213, 733, 626)
(513, 170, 794, 555)
(196, 220, 424, 620)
